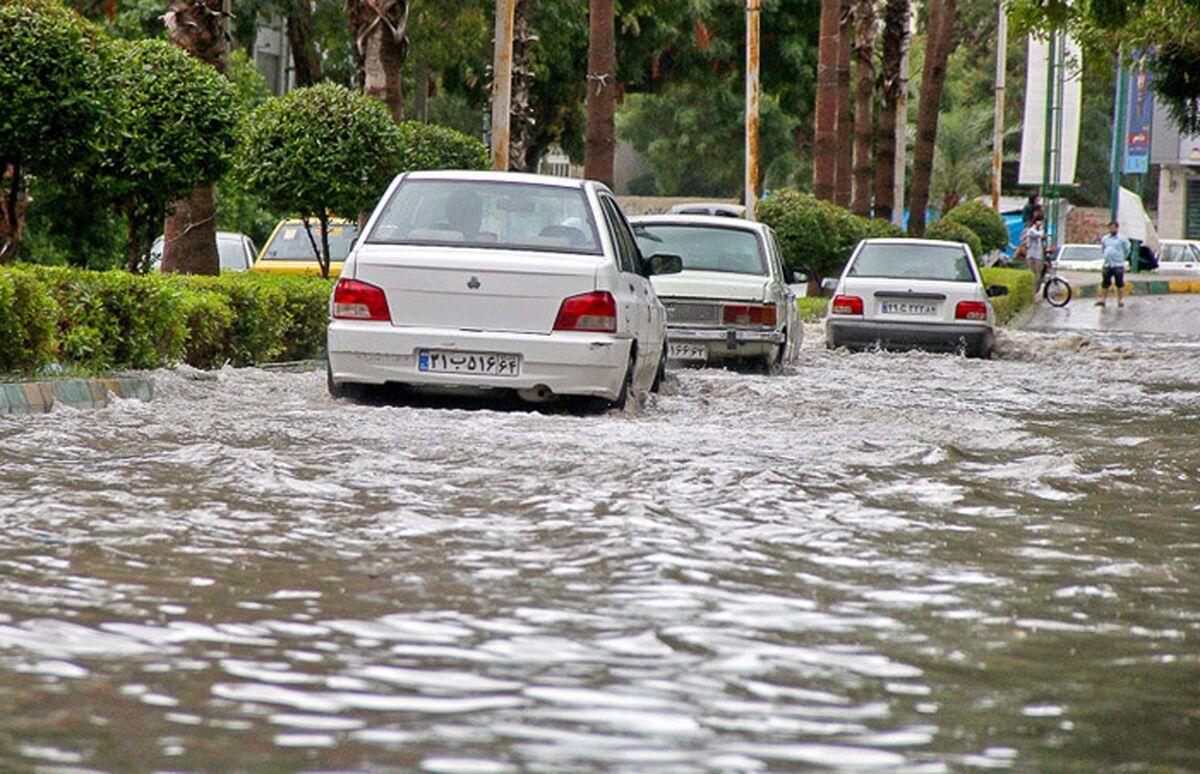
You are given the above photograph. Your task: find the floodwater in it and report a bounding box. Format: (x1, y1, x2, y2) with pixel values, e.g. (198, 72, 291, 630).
(1, 324, 1198, 771)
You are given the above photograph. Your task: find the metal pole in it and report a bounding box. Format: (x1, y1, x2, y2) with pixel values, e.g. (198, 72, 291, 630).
(490, 0, 518, 171)
(745, 0, 761, 220)
(892, 3, 913, 227)
(1109, 48, 1127, 226)
(991, 0, 1007, 210)
(1041, 31, 1056, 226)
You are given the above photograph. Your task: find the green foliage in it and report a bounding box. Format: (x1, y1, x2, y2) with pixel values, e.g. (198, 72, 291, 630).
(618, 75, 799, 197)
(796, 296, 828, 322)
(236, 83, 404, 224)
(925, 219, 984, 258)
(0, 266, 333, 373)
(0, 268, 57, 372)
(943, 200, 1010, 253)
(93, 38, 238, 259)
(0, 0, 104, 175)
(22, 175, 126, 270)
(981, 266, 1036, 324)
(395, 120, 490, 173)
(757, 189, 902, 279)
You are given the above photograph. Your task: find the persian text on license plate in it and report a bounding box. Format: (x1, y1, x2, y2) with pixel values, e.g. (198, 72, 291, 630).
(880, 301, 937, 317)
(417, 350, 520, 376)
(668, 343, 708, 361)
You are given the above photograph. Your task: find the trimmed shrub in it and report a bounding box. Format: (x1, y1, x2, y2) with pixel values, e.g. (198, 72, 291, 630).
(943, 200, 1009, 253)
(925, 219, 984, 259)
(981, 267, 1036, 325)
(758, 189, 903, 279)
(396, 121, 490, 173)
(0, 268, 57, 372)
(259, 274, 332, 362)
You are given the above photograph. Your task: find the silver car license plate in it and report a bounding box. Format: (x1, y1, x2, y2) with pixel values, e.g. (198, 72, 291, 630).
(668, 342, 708, 361)
(417, 350, 520, 376)
(880, 301, 937, 317)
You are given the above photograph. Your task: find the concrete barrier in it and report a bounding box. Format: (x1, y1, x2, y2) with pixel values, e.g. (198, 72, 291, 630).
(0, 377, 154, 415)
(1074, 278, 1200, 298)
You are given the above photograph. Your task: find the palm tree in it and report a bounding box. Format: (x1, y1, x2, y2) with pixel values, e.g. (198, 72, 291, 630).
(160, 0, 228, 275)
(907, 0, 956, 236)
(348, 0, 409, 121)
(873, 0, 908, 222)
(849, 0, 875, 217)
(813, 0, 841, 201)
(584, 0, 616, 187)
(285, 0, 323, 86)
(932, 106, 1015, 214)
(834, 0, 853, 208)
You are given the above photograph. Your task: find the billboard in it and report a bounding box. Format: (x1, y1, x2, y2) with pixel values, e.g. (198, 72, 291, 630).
(1124, 56, 1154, 174)
(1018, 34, 1083, 186)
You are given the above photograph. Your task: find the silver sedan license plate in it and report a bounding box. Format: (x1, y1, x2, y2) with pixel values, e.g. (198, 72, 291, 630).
(418, 350, 520, 376)
(668, 342, 708, 361)
(881, 301, 937, 317)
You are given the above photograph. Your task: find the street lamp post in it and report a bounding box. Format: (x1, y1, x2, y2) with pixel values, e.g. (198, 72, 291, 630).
(745, 0, 761, 220)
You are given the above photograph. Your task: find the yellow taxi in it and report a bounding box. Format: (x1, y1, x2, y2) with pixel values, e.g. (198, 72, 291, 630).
(252, 218, 359, 277)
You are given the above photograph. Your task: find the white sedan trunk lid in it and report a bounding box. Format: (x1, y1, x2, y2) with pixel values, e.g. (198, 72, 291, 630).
(839, 277, 982, 324)
(650, 270, 769, 302)
(352, 244, 599, 334)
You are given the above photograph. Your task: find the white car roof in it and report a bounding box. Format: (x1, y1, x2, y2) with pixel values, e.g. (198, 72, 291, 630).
(402, 170, 592, 190)
(1159, 238, 1199, 245)
(862, 238, 968, 249)
(629, 214, 769, 234)
(1058, 243, 1101, 249)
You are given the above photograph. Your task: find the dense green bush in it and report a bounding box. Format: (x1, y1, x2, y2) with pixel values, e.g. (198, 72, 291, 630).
(757, 189, 903, 279)
(396, 120, 490, 173)
(942, 200, 1010, 253)
(981, 267, 1036, 325)
(0, 266, 333, 374)
(0, 268, 57, 372)
(925, 219, 984, 258)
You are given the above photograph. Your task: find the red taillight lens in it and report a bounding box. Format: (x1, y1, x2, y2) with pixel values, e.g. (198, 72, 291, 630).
(553, 291, 617, 332)
(955, 300, 988, 321)
(332, 279, 391, 321)
(722, 303, 777, 326)
(830, 295, 864, 315)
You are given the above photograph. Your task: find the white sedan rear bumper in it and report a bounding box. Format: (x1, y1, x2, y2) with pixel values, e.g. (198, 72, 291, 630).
(327, 321, 631, 400)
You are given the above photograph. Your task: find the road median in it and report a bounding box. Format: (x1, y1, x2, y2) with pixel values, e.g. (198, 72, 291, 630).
(0, 376, 153, 415)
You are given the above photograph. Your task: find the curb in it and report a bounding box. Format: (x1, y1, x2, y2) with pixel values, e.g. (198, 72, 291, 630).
(0, 376, 154, 416)
(1074, 279, 1200, 299)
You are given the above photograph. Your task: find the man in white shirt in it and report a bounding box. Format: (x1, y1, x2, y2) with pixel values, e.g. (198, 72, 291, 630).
(1097, 221, 1131, 308)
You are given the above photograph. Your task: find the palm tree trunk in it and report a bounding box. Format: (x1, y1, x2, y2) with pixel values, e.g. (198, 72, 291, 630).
(907, 0, 955, 236)
(584, 0, 616, 188)
(834, 0, 853, 209)
(509, 0, 538, 172)
(0, 163, 26, 264)
(873, 0, 908, 222)
(813, 0, 840, 201)
(349, 0, 410, 122)
(285, 0, 323, 86)
(161, 0, 228, 276)
(850, 0, 875, 217)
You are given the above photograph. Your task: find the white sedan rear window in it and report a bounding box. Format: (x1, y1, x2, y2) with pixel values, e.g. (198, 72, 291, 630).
(633, 225, 766, 276)
(368, 180, 602, 255)
(848, 243, 976, 282)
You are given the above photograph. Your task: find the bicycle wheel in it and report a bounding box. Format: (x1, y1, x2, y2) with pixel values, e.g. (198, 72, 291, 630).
(1043, 277, 1072, 307)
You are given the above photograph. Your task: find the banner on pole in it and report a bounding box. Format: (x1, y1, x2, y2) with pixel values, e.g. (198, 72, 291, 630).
(1018, 34, 1083, 186)
(1123, 55, 1154, 174)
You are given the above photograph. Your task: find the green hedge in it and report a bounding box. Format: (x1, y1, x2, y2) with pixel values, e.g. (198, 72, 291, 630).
(981, 267, 1036, 325)
(925, 219, 984, 258)
(757, 189, 903, 279)
(0, 266, 333, 374)
(942, 201, 1009, 254)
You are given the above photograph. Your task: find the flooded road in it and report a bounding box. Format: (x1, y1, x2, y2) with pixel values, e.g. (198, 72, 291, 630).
(1, 324, 1198, 770)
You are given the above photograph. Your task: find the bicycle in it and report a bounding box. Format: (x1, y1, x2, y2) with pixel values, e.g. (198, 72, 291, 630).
(1039, 257, 1072, 307)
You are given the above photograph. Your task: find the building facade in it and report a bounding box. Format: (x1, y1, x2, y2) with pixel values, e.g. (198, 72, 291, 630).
(1152, 104, 1200, 239)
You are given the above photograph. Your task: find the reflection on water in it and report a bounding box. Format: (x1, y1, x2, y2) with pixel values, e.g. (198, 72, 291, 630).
(0, 325, 1198, 770)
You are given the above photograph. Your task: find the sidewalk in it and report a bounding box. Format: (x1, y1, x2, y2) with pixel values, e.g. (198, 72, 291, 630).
(1059, 270, 1200, 299)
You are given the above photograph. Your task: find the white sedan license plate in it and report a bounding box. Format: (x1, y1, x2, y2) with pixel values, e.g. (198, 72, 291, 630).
(417, 350, 520, 376)
(881, 301, 938, 317)
(668, 342, 708, 361)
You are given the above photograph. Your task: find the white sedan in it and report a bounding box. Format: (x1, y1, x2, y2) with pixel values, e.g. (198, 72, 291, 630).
(629, 215, 802, 372)
(824, 238, 1008, 359)
(326, 171, 678, 408)
(1156, 239, 1200, 272)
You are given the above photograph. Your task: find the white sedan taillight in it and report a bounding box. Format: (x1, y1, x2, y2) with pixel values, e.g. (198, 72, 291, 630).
(332, 279, 391, 321)
(553, 291, 618, 333)
(955, 301, 988, 321)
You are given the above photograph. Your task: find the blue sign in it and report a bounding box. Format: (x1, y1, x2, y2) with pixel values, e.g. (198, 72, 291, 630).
(1124, 56, 1154, 174)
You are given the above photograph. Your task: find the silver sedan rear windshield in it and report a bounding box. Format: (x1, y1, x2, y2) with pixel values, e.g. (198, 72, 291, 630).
(367, 180, 602, 255)
(633, 224, 766, 275)
(848, 243, 976, 282)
